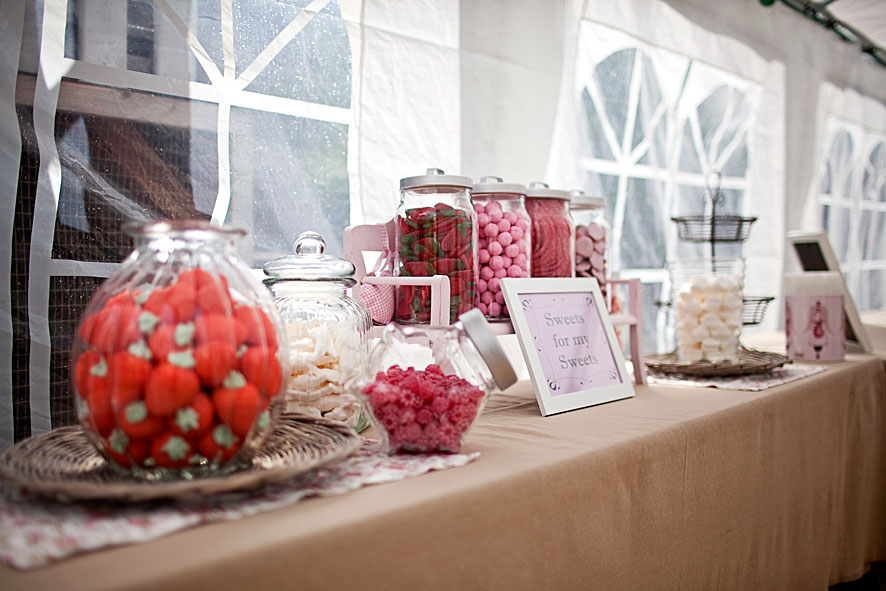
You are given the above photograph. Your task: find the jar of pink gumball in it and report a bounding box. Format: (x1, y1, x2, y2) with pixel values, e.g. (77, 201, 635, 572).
(525, 182, 575, 278)
(472, 176, 531, 321)
(569, 191, 610, 300)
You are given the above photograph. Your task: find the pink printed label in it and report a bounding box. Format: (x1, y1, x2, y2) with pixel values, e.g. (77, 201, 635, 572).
(785, 294, 844, 362)
(519, 291, 622, 396)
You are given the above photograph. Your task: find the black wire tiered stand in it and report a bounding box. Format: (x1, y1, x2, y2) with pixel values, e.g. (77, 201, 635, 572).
(646, 170, 787, 378)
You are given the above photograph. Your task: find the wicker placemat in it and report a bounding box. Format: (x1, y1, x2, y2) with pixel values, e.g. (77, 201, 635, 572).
(0, 414, 361, 502)
(645, 347, 790, 378)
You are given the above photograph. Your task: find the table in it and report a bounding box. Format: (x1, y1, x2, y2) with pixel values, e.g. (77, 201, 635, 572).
(862, 308, 886, 354)
(3, 348, 885, 590)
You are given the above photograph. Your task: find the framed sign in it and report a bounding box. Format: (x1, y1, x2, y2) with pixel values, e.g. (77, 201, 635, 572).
(786, 230, 872, 353)
(500, 277, 634, 416)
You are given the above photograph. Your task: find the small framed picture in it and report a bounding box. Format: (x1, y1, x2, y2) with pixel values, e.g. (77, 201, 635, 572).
(500, 277, 634, 416)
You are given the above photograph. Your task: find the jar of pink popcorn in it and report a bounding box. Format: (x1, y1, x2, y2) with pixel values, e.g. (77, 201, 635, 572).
(355, 309, 517, 453)
(395, 168, 478, 323)
(525, 182, 575, 278)
(472, 176, 531, 321)
(569, 191, 610, 300)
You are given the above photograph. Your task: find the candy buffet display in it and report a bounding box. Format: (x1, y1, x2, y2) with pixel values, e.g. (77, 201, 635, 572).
(570, 191, 609, 299)
(524, 182, 574, 278)
(395, 168, 478, 323)
(355, 309, 517, 453)
(71, 221, 287, 477)
(472, 176, 531, 320)
(670, 258, 744, 363)
(264, 232, 372, 429)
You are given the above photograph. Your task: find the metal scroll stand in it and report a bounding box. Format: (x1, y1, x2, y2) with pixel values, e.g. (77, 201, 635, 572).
(705, 169, 723, 261)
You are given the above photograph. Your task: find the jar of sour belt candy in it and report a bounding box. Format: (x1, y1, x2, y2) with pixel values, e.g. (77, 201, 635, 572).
(395, 168, 478, 323)
(471, 176, 531, 321)
(525, 182, 575, 278)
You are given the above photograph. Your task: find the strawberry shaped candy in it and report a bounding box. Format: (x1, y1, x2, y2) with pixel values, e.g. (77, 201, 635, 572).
(198, 424, 240, 463)
(108, 351, 153, 409)
(117, 401, 166, 439)
(151, 432, 193, 469)
(239, 347, 283, 397)
(170, 392, 214, 437)
(106, 432, 150, 469)
(194, 341, 238, 387)
(213, 375, 261, 438)
(145, 362, 200, 416)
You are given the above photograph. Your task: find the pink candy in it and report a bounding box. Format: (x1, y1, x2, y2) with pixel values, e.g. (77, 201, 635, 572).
(574, 221, 607, 298)
(473, 198, 531, 319)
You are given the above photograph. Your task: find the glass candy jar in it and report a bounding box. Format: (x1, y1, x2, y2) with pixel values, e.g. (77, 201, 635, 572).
(570, 191, 610, 300)
(71, 221, 288, 478)
(355, 309, 517, 453)
(525, 182, 575, 277)
(472, 176, 531, 320)
(263, 232, 372, 430)
(669, 258, 745, 363)
(395, 168, 478, 323)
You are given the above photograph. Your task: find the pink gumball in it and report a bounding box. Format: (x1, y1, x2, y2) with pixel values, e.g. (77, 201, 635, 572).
(508, 264, 524, 278)
(477, 213, 489, 227)
(475, 203, 486, 215)
(510, 226, 524, 241)
(503, 211, 517, 224)
(478, 249, 490, 264)
(498, 232, 513, 247)
(480, 266, 494, 281)
(501, 256, 512, 268)
(518, 239, 528, 253)
(498, 218, 511, 232)
(488, 241, 503, 256)
(504, 243, 520, 258)
(488, 208, 503, 223)
(488, 278, 500, 293)
(478, 302, 488, 315)
(514, 253, 528, 267)
(481, 291, 494, 305)
(484, 223, 499, 238)
(485, 200, 502, 216)
(494, 268, 507, 279)
(489, 302, 502, 317)
(489, 255, 504, 270)
(477, 278, 488, 293)
(494, 291, 505, 305)
(517, 219, 530, 231)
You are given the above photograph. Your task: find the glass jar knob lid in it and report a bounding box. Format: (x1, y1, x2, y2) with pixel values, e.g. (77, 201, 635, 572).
(458, 309, 518, 390)
(262, 231, 356, 283)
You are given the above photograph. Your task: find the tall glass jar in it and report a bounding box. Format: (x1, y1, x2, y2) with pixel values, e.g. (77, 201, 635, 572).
(395, 168, 478, 323)
(669, 257, 744, 362)
(472, 176, 531, 321)
(525, 182, 575, 277)
(353, 309, 517, 453)
(263, 232, 372, 430)
(570, 191, 610, 300)
(71, 221, 288, 478)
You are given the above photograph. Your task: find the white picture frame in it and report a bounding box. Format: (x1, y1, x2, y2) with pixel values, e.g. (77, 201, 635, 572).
(786, 230, 873, 353)
(500, 277, 635, 416)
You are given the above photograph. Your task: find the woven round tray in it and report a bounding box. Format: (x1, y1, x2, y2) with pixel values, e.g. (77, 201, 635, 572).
(645, 347, 790, 378)
(0, 414, 361, 502)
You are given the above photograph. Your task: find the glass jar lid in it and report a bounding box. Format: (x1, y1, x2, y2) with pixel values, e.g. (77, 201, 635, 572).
(458, 309, 518, 390)
(400, 168, 473, 191)
(472, 176, 527, 195)
(569, 190, 605, 209)
(263, 231, 356, 285)
(524, 181, 570, 200)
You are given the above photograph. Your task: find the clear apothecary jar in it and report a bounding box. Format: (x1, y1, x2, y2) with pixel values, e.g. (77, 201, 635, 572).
(472, 176, 531, 320)
(353, 309, 517, 453)
(570, 191, 610, 299)
(525, 182, 575, 277)
(71, 221, 288, 478)
(395, 168, 479, 323)
(669, 257, 744, 362)
(263, 232, 372, 430)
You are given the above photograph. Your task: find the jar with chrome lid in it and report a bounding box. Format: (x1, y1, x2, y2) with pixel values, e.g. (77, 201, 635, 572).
(395, 168, 478, 323)
(525, 182, 574, 277)
(570, 190, 610, 299)
(263, 232, 371, 430)
(353, 309, 517, 453)
(472, 176, 531, 320)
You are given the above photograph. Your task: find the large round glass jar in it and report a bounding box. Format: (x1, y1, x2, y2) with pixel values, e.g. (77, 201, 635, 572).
(395, 168, 478, 323)
(525, 182, 575, 277)
(570, 191, 610, 299)
(354, 309, 517, 453)
(264, 232, 372, 430)
(71, 221, 288, 478)
(669, 257, 744, 362)
(472, 176, 531, 321)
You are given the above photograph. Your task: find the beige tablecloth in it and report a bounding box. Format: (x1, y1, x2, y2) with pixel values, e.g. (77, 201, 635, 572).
(3, 354, 885, 590)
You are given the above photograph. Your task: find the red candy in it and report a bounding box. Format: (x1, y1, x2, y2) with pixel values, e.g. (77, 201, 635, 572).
(73, 268, 281, 472)
(526, 197, 573, 278)
(362, 365, 485, 453)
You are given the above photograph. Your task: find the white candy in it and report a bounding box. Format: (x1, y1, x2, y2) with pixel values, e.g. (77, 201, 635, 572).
(690, 325, 710, 342)
(712, 324, 734, 339)
(701, 296, 722, 313)
(700, 313, 721, 328)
